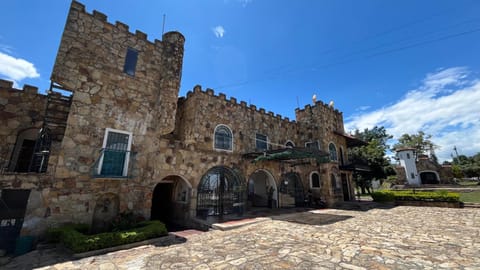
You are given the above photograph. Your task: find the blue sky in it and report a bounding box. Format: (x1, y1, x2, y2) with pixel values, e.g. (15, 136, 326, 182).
(1, 0, 479, 161)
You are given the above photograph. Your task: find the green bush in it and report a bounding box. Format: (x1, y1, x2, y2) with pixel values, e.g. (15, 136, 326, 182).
(48, 221, 167, 253)
(371, 191, 395, 202)
(371, 190, 460, 203)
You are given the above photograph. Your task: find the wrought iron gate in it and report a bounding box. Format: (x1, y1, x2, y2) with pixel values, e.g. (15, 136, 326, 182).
(280, 172, 304, 206)
(196, 166, 244, 218)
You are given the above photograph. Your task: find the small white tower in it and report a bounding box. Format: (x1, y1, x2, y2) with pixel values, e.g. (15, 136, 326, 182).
(396, 148, 420, 185)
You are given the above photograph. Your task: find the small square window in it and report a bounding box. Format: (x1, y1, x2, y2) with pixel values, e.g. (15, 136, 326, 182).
(255, 133, 268, 151)
(123, 48, 138, 76)
(305, 141, 319, 151)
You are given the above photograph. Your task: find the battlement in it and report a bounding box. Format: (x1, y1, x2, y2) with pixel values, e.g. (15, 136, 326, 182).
(295, 100, 342, 116)
(0, 79, 41, 95)
(187, 85, 294, 123)
(69, 1, 184, 49)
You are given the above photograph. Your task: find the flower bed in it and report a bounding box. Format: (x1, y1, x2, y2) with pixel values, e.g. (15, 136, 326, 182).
(48, 220, 167, 253)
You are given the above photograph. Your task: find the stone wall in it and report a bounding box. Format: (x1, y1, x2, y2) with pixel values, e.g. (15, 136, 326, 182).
(50, 1, 185, 180)
(0, 80, 46, 171)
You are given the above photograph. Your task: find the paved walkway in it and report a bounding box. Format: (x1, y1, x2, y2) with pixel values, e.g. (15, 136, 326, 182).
(4, 206, 480, 269)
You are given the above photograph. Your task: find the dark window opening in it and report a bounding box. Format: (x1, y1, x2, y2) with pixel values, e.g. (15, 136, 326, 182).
(15, 140, 36, 172)
(123, 48, 138, 76)
(311, 172, 320, 188)
(329, 143, 337, 161)
(305, 141, 319, 151)
(285, 141, 295, 148)
(256, 133, 268, 151)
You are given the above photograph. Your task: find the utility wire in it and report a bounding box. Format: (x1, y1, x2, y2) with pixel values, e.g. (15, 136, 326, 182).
(214, 25, 480, 90)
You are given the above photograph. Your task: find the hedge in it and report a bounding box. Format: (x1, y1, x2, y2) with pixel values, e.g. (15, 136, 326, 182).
(371, 190, 460, 203)
(48, 221, 167, 253)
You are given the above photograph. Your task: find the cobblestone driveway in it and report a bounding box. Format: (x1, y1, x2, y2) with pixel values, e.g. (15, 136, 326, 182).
(6, 206, 480, 269)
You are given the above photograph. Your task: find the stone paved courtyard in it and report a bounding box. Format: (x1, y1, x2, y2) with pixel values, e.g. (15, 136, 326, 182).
(5, 206, 480, 269)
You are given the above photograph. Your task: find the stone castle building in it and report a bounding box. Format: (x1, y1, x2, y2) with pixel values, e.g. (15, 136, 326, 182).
(0, 1, 363, 247)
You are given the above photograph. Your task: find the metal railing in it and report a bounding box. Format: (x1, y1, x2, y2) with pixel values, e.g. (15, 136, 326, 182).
(91, 148, 136, 178)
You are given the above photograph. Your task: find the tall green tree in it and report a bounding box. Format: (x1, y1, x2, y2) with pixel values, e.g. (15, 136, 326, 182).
(349, 126, 394, 194)
(452, 153, 480, 180)
(393, 131, 439, 161)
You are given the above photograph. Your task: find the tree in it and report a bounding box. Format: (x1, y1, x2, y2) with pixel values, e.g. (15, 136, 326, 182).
(349, 126, 394, 194)
(452, 153, 480, 180)
(393, 131, 439, 161)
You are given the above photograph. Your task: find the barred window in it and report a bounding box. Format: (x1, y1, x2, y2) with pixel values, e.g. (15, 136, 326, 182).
(214, 125, 233, 151)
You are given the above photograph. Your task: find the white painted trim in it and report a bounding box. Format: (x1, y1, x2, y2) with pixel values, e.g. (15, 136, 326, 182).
(285, 140, 295, 148)
(213, 124, 234, 152)
(98, 128, 133, 177)
(250, 169, 278, 208)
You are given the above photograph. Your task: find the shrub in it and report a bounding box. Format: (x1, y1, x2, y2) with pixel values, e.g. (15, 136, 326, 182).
(371, 190, 460, 203)
(371, 191, 395, 202)
(48, 220, 167, 253)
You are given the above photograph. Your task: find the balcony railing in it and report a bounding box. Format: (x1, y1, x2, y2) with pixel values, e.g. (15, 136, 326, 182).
(91, 148, 136, 179)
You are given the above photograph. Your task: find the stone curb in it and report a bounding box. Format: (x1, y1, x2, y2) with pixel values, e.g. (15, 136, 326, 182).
(211, 217, 271, 231)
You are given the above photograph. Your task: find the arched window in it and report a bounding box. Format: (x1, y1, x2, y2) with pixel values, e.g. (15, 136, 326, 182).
(310, 172, 321, 189)
(285, 140, 295, 148)
(329, 143, 337, 161)
(214, 125, 233, 151)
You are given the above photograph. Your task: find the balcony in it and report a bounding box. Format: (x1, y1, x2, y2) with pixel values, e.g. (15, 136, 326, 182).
(91, 148, 136, 179)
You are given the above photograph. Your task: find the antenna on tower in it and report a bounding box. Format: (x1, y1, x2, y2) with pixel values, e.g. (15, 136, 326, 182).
(162, 14, 166, 37)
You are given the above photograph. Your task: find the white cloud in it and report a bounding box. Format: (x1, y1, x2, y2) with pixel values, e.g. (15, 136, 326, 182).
(0, 52, 39, 84)
(345, 67, 480, 162)
(212, 26, 226, 38)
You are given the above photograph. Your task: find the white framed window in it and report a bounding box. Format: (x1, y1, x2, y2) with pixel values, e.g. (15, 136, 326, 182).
(255, 133, 268, 151)
(214, 124, 233, 151)
(305, 141, 319, 151)
(285, 140, 295, 148)
(98, 128, 133, 177)
(329, 143, 338, 161)
(310, 171, 321, 189)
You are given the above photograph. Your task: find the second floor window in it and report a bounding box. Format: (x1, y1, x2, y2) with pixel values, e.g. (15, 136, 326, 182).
(214, 125, 233, 151)
(305, 141, 319, 151)
(123, 47, 138, 76)
(99, 128, 132, 177)
(256, 133, 268, 151)
(329, 143, 337, 161)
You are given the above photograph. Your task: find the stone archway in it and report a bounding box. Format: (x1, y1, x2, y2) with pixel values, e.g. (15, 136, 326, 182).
(420, 171, 440, 184)
(248, 169, 278, 208)
(151, 175, 191, 230)
(196, 166, 244, 218)
(279, 172, 304, 207)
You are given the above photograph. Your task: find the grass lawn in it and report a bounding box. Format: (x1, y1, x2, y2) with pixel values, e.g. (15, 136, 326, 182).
(460, 191, 480, 203)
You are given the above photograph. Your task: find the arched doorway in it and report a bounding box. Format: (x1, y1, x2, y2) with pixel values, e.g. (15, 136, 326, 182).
(420, 171, 440, 184)
(196, 166, 244, 218)
(151, 175, 191, 230)
(248, 170, 277, 208)
(279, 172, 304, 207)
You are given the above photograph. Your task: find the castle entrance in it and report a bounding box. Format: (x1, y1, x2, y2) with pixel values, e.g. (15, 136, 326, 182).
(420, 171, 440, 184)
(196, 166, 244, 218)
(279, 172, 304, 207)
(247, 170, 277, 208)
(151, 175, 191, 230)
